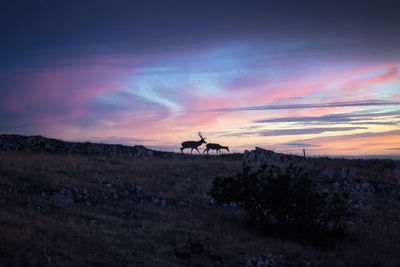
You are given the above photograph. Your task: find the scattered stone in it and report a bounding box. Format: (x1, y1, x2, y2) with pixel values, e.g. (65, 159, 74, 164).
(241, 251, 311, 267)
(322, 167, 335, 179)
(135, 184, 142, 191)
(40, 247, 52, 263)
(229, 202, 237, 208)
(206, 197, 215, 205)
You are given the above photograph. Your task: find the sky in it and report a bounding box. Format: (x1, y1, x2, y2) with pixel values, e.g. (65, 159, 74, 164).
(1, 0, 400, 157)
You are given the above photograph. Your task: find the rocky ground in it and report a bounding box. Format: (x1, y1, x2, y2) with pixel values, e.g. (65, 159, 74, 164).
(0, 135, 400, 266)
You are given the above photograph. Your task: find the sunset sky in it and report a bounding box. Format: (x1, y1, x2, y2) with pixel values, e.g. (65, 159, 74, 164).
(1, 0, 400, 157)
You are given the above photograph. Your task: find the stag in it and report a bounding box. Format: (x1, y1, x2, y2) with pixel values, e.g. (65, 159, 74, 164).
(203, 143, 229, 155)
(180, 132, 207, 154)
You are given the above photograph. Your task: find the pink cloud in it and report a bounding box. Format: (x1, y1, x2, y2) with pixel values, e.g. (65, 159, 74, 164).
(2, 64, 130, 115)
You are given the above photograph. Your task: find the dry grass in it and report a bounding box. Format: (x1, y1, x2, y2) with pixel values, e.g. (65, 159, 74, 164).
(0, 151, 399, 266)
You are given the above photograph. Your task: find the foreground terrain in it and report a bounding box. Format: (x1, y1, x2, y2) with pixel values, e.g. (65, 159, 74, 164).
(0, 136, 400, 266)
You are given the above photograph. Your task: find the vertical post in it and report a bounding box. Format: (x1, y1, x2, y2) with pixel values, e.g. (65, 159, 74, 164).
(303, 149, 306, 158)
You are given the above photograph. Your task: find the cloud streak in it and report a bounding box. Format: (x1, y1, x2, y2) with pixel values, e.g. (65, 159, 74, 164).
(253, 110, 400, 124)
(223, 127, 367, 137)
(209, 100, 400, 113)
(286, 143, 320, 147)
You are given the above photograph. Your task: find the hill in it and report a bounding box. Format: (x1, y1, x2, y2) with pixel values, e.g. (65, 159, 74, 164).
(0, 135, 399, 266)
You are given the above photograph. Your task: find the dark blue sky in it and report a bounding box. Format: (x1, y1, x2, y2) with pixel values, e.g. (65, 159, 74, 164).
(2, 0, 400, 68)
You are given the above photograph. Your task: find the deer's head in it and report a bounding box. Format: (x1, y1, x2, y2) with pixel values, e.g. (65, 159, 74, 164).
(198, 132, 207, 144)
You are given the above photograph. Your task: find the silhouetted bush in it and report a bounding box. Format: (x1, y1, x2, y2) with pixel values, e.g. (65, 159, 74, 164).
(210, 163, 348, 245)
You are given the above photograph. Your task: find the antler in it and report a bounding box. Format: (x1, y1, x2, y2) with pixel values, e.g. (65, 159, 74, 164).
(198, 132, 206, 139)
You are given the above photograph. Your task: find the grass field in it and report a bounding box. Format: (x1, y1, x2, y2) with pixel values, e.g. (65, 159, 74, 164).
(0, 151, 399, 266)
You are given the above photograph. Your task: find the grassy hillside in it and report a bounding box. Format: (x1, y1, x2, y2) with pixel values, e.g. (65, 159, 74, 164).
(0, 149, 399, 266)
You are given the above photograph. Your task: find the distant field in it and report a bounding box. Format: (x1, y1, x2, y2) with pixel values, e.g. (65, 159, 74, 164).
(0, 151, 399, 266)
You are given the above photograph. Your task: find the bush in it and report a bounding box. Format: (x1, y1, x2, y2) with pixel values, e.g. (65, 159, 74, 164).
(209, 163, 348, 245)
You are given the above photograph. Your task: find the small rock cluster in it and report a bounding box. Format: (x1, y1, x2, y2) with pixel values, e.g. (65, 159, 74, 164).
(244, 147, 301, 163)
(36, 179, 175, 220)
(241, 251, 311, 266)
(40, 187, 91, 206)
(317, 167, 400, 200)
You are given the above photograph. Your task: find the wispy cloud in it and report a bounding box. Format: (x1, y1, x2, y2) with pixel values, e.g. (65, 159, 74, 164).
(253, 110, 400, 124)
(288, 130, 400, 147)
(286, 143, 320, 147)
(223, 126, 366, 137)
(348, 121, 399, 126)
(209, 100, 400, 113)
(331, 129, 400, 139)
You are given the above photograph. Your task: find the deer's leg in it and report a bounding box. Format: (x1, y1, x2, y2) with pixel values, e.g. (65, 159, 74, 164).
(191, 148, 193, 154)
(195, 147, 200, 154)
(180, 147, 184, 153)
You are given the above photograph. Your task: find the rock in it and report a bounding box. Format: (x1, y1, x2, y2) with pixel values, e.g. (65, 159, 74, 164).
(322, 168, 335, 179)
(41, 248, 52, 263)
(52, 191, 75, 206)
(152, 197, 159, 204)
(40, 187, 92, 206)
(205, 197, 215, 205)
(244, 147, 298, 163)
(135, 184, 142, 191)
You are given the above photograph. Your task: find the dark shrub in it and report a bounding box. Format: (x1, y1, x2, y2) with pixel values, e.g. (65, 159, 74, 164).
(209, 163, 348, 245)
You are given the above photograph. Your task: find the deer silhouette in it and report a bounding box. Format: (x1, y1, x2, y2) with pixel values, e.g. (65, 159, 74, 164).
(203, 143, 229, 155)
(180, 132, 207, 154)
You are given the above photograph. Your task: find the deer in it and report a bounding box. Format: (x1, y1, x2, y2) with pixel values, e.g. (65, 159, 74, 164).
(180, 132, 207, 154)
(203, 143, 229, 155)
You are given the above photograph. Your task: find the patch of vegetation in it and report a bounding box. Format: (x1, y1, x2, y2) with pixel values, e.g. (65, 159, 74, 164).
(210, 163, 349, 246)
